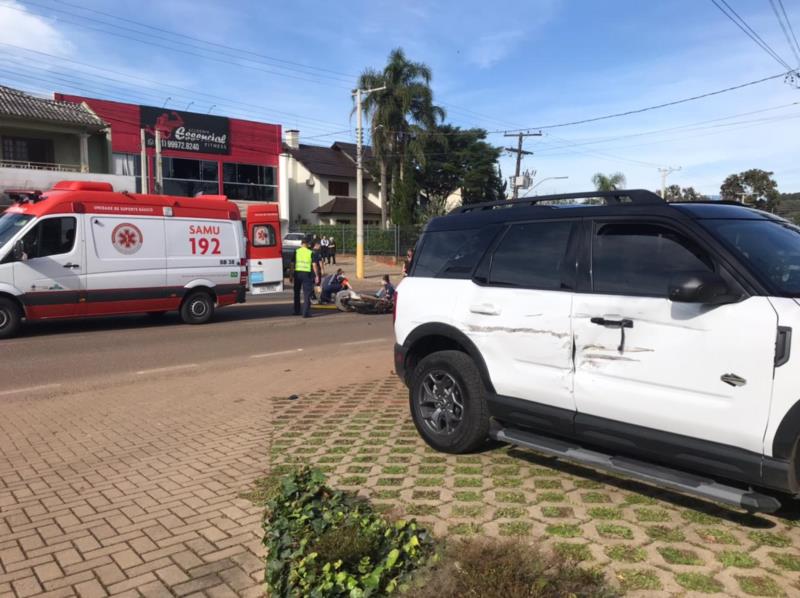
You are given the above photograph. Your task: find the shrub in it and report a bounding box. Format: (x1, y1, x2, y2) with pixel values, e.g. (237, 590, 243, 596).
(262, 468, 433, 597)
(409, 538, 618, 598)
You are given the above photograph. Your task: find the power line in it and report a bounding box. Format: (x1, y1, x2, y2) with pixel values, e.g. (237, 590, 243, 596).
(710, 0, 793, 70)
(770, 0, 800, 66)
(0, 42, 351, 132)
(49, 0, 358, 80)
(5, 1, 353, 89)
(776, 0, 800, 61)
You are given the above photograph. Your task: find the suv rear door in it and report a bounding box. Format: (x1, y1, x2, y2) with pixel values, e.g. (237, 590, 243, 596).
(572, 217, 776, 456)
(460, 219, 579, 428)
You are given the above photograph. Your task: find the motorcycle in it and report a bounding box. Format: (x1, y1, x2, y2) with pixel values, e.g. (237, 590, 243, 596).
(334, 288, 394, 314)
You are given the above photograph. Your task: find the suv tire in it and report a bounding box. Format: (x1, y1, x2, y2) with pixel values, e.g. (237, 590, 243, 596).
(409, 350, 490, 453)
(180, 291, 214, 325)
(0, 298, 22, 339)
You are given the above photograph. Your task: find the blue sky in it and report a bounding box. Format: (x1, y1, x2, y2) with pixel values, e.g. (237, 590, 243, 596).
(1, 0, 799, 195)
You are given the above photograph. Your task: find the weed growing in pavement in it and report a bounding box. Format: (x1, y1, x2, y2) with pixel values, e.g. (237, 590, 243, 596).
(645, 525, 685, 542)
(498, 521, 533, 537)
(634, 507, 671, 522)
(681, 510, 721, 525)
(408, 538, 617, 598)
(495, 507, 525, 519)
(553, 542, 592, 562)
(675, 572, 724, 593)
(412, 490, 439, 501)
(748, 530, 792, 548)
(615, 568, 662, 592)
(541, 506, 573, 518)
(537, 492, 566, 503)
(581, 492, 611, 503)
(605, 545, 646, 563)
(588, 507, 623, 520)
(770, 552, 800, 571)
(453, 490, 483, 502)
(718, 550, 759, 568)
(495, 490, 526, 504)
(448, 522, 483, 536)
(451, 504, 484, 518)
(596, 523, 633, 540)
(657, 546, 703, 566)
(698, 527, 740, 544)
(735, 575, 784, 597)
(546, 523, 582, 538)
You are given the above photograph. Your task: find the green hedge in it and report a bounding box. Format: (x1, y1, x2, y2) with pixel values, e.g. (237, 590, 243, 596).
(262, 468, 433, 597)
(291, 225, 421, 256)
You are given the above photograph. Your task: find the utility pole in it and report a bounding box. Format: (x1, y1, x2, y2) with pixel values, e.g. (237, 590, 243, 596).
(353, 85, 386, 279)
(504, 131, 541, 199)
(658, 166, 681, 199)
(139, 129, 148, 193)
(154, 129, 164, 194)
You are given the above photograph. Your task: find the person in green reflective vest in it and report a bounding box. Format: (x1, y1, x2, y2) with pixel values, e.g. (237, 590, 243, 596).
(292, 237, 318, 317)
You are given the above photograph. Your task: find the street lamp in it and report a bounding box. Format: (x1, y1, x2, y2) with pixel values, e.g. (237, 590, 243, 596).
(522, 176, 569, 197)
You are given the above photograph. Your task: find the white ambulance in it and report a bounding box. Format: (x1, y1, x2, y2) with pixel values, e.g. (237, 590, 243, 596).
(0, 180, 279, 338)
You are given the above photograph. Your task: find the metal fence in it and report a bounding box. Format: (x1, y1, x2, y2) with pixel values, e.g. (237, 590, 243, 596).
(289, 224, 422, 257)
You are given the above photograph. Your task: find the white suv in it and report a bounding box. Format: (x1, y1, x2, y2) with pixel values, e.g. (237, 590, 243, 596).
(394, 190, 800, 513)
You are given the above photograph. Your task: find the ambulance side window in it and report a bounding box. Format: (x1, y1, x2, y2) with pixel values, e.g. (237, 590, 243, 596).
(252, 224, 276, 247)
(22, 217, 76, 259)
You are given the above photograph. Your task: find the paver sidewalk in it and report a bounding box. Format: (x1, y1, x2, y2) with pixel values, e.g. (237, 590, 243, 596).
(0, 376, 273, 597)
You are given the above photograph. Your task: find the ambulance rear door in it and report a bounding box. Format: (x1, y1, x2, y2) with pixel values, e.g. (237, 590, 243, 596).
(246, 205, 283, 295)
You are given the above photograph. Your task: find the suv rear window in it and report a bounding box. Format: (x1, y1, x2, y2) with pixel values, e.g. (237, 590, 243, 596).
(412, 226, 499, 278)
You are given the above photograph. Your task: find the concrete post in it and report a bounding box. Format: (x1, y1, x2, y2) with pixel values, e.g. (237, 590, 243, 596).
(79, 133, 89, 173)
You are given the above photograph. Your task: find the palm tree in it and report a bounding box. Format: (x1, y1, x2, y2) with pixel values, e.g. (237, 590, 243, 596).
(591, 172, 626, 191)
(356, 48, 445, 227)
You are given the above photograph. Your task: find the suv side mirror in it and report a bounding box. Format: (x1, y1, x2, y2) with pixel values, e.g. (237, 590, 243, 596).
(668, 271, 736, 305)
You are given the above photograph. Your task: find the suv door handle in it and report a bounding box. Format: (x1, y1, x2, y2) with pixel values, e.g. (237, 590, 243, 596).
(470, 303, 501, 316)
(62, 263, 80, 269)
(590, 317, 633, 353)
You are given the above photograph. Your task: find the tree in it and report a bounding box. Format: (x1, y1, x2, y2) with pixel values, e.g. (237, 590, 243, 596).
(414, 126, 504, 218)
(720, 169, 780, 212)
(659, 185, 707, 202)
(592, 171, 626, 192)
(356, 48, 445, 227)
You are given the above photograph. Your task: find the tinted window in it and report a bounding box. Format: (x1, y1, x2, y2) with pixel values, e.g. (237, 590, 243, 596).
(593, 222, 713, 296)
(21, 217, 76, 259)
(413, 227, 497, 278)
(328, 181, 349, 196)
(701, 219, 800, 296)
(489, 221, 574, 290)
(253, 224, 276, 247)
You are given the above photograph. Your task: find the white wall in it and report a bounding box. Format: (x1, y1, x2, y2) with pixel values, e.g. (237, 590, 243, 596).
(0, 167, 136, 194)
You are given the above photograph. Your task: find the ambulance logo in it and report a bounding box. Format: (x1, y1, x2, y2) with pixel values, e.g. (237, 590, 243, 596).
(112, 223, 143, 255)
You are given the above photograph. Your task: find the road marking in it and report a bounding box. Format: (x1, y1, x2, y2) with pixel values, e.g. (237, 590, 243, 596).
(340, 338, 391, 347)
(136, 364, 198, 376)
(0, 383, 62, 396)
(249, 348, 304, 359)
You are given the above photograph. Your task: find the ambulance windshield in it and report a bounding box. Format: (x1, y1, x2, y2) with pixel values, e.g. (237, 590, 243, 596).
(0, 213, 33, 248)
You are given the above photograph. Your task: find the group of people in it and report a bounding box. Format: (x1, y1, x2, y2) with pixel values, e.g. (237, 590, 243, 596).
(291, 235, 397, 318)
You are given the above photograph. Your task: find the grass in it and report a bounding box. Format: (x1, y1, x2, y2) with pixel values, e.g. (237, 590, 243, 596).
(410, 538, 617, 598)
(537, 492, 566, 503)
(553, 542, 592, 562)
(373, 489, 401, 500)
(770, 552, 800, 571)
(453, 477, 483, 488)
(605, 545, 646, 563)
(735, 575, 784, 597)
(454, 465, 481, 475)
(675, 572, 724, 593)
(535, 479, 562, 489)
(418, 465, 446, 475)
(448, 522, 483, 536)
(498, 521, 533, 537)
(415, 477, 444, 487)
(698, 527, 740, 545)
(581, 492, 611, 503)
(748, 531, 792, 548)
(495, 491, 527, 504)
(453, 490, 483, 502)
(645, 525, 685, 542)
(681, 510, 721, 525)
(495, 507, 526, 519)
(382, 465, 408, 475)
(615, 569, 662, 592)
(587, 507, 622, 520)
(541, 506, 573, 518)
(546, 523, 582, 538)
(635, 508, 671, 522)
(406, 504, 438, 517)
(339, 475, 367, 486)
(657, 546, 703, 566)
(412, 490, 439, 500)
(493, 477, 523, 488)
(718, 550, 759, 568)
(451, 504, 484, 518)
(596, 523, 633, 540)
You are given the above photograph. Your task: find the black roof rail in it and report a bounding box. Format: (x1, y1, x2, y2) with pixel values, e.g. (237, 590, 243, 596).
(453, 189, 664, 213)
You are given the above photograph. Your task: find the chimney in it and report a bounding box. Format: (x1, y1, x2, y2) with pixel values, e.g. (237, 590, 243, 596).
(285, 129, 300, 150)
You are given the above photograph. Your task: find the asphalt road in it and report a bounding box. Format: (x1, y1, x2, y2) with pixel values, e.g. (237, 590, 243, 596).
(0, 292, 395, 392)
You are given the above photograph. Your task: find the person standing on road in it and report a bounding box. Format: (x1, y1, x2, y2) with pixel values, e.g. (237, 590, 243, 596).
(321, 236, 330, 264)
(292, 237, 315, 318)
(328, 236, 336, 265)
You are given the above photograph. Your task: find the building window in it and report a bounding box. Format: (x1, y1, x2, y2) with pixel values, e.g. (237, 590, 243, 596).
(1, 136, 55, 165)
(113, 153, 143, 192)
(223, 163, 277, 202)
(162, 157, 219, 197)
(328, 180, 349, 196)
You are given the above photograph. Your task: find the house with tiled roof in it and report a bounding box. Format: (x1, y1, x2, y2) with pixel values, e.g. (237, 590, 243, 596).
(283, 130, 382, 225)
(0, 85, 134, 202)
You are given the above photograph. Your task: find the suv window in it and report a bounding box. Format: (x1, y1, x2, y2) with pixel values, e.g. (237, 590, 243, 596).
(592, 222, 713, 297)
(21, 217, 76, 259)
(413, 226, 498, 278)
(488, 221, 574, 290)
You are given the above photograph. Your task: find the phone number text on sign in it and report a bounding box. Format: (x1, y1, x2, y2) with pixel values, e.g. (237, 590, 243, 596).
(189, 224, 221, 255)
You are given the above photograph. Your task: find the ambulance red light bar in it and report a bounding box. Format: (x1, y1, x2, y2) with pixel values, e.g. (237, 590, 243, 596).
(52, 181, 114, 192)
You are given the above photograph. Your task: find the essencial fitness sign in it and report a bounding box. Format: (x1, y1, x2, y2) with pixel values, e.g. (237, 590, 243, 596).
(141, 105, 230, 154)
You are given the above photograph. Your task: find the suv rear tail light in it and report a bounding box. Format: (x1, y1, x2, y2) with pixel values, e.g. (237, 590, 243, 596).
(393, 291, 398, 324)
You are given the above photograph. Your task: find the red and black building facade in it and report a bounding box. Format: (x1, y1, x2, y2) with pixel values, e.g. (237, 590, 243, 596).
(54, 94, 282, 202)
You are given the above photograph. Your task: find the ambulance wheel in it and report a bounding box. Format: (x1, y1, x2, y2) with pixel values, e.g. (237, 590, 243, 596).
(180, 292, 214, 325)
(0, 298, 22, 339)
